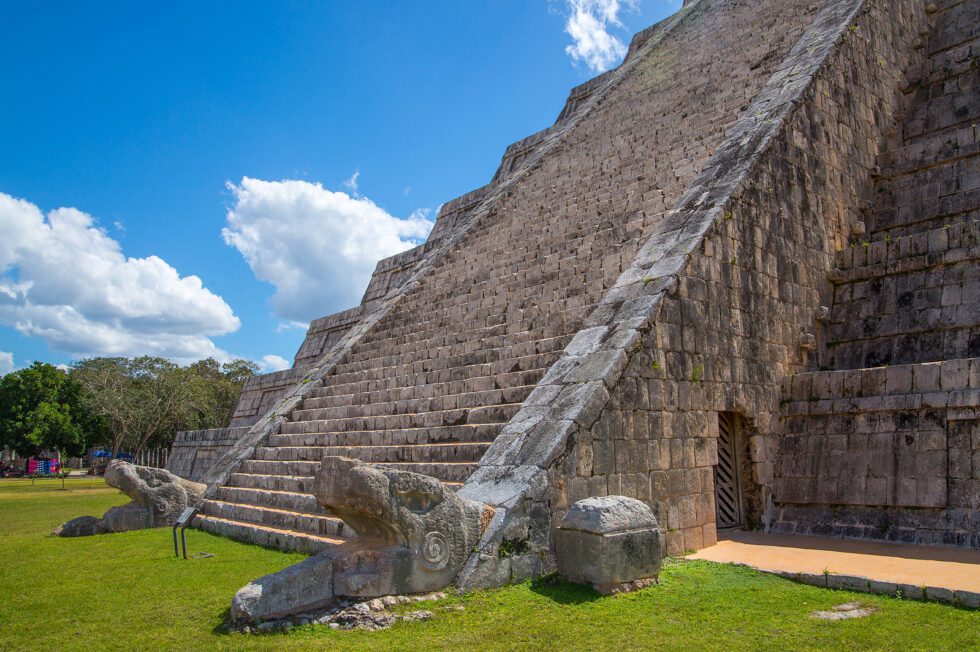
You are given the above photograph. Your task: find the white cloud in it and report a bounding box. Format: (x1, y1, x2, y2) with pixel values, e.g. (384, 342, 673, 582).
(564, 0, 636, 73)
(0, 192, 240, 363)
(0, 351, 13, 376)
(343, 171, 360, 194)
(261, 354, 291, 372)
(222, 177, 433, 324)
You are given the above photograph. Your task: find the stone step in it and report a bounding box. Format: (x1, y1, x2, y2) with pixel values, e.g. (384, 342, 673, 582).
(370, 462, 480, 484)
(920, 0, 979, 59)
(871, 145, 977, 205)
(303, 371, 537, 408)
(286, 403, 522, 431)
(902, 70, 979, 142)
(296, 386, 534, 419)
(362, 299, 586, 343)
(835, 220, 979, 281)
(317, 359, 551, 398)
(199, 499, 352, 539)
(775, 359, 978, 515)
(869, 162, 979, 235)
(350, 322, 572, 362)
(253, 442, 491, 464)
(907, 41, 978, 93)
(227, 472, 315, 494)
(269, 423, 503, 447)
(825, 223, 979, 369)
(215, 485, 322, 514)
(330, 338, 566, 380)
(875, 120, 978, 181)
(194, 514, 343, 555)
(239, 458, 479, 484)
(780, 358, 978, 412)
(874, 139, 978, 188)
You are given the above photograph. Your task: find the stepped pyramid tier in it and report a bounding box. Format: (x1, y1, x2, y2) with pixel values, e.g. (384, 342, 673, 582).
(167, 0, 976, 605)
(772, 0, 980, 547)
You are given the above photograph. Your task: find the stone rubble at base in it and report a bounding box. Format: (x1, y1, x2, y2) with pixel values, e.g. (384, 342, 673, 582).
(226, 592, 448, 635)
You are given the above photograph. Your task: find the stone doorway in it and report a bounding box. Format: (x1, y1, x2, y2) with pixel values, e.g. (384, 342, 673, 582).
(714, 412, 744, 529)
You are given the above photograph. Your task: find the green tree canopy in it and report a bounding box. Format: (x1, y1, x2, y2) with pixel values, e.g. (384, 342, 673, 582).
(0, 362, 105, 457)
(69, 356, 259, 455)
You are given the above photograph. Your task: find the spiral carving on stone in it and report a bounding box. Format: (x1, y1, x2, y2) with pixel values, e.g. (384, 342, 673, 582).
(420, 531, 450, 571)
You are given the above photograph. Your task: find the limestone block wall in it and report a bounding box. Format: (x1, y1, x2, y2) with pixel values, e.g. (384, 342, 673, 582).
(458, 0, 930, 587)
(292, 307, 365, 369)
(227, 369, 308, 428)
(774, 360, 979, 547)
(167, 427, 251, 482)
(824, 222, 980, 369)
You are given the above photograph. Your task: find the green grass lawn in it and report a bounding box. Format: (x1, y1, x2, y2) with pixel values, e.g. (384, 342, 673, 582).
(1, 479, 977, 651)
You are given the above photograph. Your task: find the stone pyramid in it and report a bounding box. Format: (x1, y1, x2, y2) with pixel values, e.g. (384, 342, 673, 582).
(166, 0, 978, 590)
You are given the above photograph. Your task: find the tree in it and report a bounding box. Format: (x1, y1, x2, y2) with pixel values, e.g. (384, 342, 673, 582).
(184, 358, 261, 431)
(70, 357, 190, 456)
(69, 356, 260, 456)
(0, 362, 104, 457)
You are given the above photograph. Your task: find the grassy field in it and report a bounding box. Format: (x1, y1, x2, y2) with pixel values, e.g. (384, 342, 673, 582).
(1, 479, 977, 651)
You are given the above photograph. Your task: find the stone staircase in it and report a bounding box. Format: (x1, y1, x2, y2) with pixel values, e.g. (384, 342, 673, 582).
(774, 0, 979, 546)
(195, 275, 580, 551)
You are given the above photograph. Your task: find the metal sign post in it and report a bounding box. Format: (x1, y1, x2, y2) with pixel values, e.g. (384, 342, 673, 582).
(172, 507, 212, 559)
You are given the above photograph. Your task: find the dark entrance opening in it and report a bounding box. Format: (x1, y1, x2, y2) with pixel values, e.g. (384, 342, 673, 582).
(714, 412, 744, 529)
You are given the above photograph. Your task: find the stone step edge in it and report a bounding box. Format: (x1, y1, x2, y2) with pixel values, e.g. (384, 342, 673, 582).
(826, 323, 977, 349)
(753, 565, 979, 609)
(906, 55, 980, 99)
(303, 383, 538, 408)
(874, 145, 979, 184)
(834, 222, 979, 281)
(270, 424, 506, 443)
(288, 402, 521, 424)
(781, 389, 978, 417)
(258, 441, 493, 451)
(901, 114, 980, 149)
(870, 207, 980, 240)
(313, 367, 550, 398)
(781, 359, 977, 401)
(243, 460, 482, 469)
(352, 326, 570, 355)
(327, 350, 559, 382)
(193, 514, 349, 546)
(229, 469, 471, 483)
(202, 498, 341, 524)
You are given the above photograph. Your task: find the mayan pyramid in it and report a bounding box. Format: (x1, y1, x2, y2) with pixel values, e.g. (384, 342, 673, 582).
(166, 0, 978, 587)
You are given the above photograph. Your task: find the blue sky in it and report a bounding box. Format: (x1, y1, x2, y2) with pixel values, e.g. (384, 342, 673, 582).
(0, 0, 678, 375)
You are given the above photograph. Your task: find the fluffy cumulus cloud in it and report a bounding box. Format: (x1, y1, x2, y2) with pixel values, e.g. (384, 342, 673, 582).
(0, 192, 240, 362)
(0, 351, 14, 376)
(222, 177, 433, 324)
(261, 354, 291, 372)
(564, 0, 637, 72)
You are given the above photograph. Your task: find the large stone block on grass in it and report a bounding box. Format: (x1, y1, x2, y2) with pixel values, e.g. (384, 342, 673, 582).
(557, 495, 662, 594)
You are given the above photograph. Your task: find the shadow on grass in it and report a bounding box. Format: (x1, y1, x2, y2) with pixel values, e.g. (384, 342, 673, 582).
(528, 574, 603, 604)
(211, 607, 233, 635)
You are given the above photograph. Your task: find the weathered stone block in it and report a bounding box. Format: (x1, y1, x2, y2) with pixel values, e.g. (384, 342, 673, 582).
(556, 496, 662, 594)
